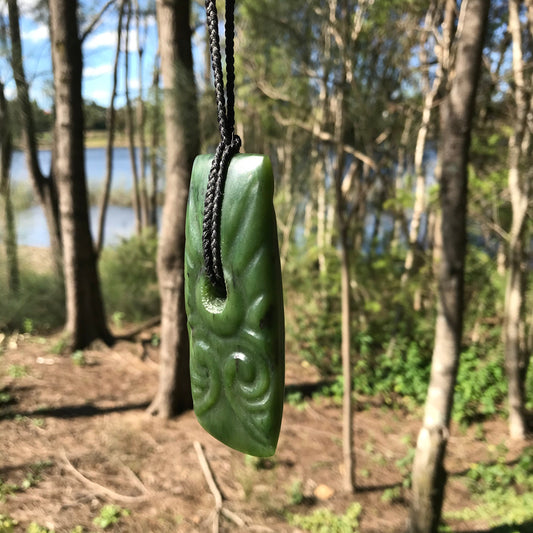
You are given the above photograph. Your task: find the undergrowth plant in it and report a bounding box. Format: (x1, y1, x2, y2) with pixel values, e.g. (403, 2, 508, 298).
(446, 446, 533, 529)
(99, 232, 159, 323)
(93, 504, 130, 530)
(0, 268, 65, 333)
(286, 502, 362, 533)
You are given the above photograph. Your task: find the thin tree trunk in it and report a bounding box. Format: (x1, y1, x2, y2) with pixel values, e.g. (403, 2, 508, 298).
(149, 55, 161, 228)
(391, 112, 412, 251)
(148, 0, 199, 418)
(124, 0, 142, 236)
(332, 72, 355, 494)
(409, 1, 489, 531)
(96, 0, 126, 255)
(7, 0, 62, 274)
(504, 0, 531, 440)
(134, 0, 150, 228)
(49, 0, 112, 350)
(0, 81, 19, 293)
(403, 1, 446, 283)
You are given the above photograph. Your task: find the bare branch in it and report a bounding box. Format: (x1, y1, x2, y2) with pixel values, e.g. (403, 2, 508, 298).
(80, 0, 116, 43)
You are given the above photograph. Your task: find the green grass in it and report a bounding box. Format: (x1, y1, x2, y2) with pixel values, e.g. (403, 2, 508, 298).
(99, 232, 159, 324)
(287, 502, 362, 533)
(0, 267, 65, 334)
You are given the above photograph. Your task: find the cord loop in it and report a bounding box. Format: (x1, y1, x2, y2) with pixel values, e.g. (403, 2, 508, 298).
(202, 0, 241, 291)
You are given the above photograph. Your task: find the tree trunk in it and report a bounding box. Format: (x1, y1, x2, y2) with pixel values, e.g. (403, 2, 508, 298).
(96, 0, 126, 255)
(409, 1, 489, 531)
(124, 0, 143, 236)
(49, 0, 112, 350)
(332, 71, 355, 494)
(0, 81, 19, 293)
(339, 226, 354, 492)
(403, 1, 448, 283)
(7, 0, 62, 274)
(148, 0, 199, 418)
(391, 112, 412, 252)
(134, 0, 150, 229)
(504, 0, 531, 440)
(149, 55, 161, 228)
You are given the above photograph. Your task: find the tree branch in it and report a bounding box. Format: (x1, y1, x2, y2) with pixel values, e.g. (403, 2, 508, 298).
(81, 0, 116, 43)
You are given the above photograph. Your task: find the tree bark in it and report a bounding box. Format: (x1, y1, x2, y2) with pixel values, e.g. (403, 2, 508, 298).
(0, 81, 19, 293)
(148, 0, 199, 418)
(49, 0, 112, 350)
(403, 1, 448, 283)
(409, 1, 489, 531)
(124, 0, 143, 236)
(504, 0, 531, 440)
(96, 0, 126, 255)
(134, 0, 150, 229)
(149, 55, 161, 228)
(7, 0, 62, 274)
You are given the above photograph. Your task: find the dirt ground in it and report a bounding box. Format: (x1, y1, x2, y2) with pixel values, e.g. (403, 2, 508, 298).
(0, 330, 529, 533)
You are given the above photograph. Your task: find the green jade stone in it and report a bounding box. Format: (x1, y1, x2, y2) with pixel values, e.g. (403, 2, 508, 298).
(184, 154, 285, 457)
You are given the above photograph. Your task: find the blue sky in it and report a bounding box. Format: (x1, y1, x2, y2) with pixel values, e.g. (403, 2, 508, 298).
(1, 0, 162, 110)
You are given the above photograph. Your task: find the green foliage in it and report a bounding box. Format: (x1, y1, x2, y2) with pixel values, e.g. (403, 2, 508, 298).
(453, 344, 507, 425)
(0, 515, 17, 533)
(0, 478, 18, 502)
(287, 479, 304, 505)
(7, 364, 27, 378)
(93, 504, 130, 530)
(0, 268, 65, 334)
(21, 461, 53, 491)
(446, 446, 533, 529)
(446, 489, 533, 528)
(71, 350, 86, 367)
(286, 391, 308, 411)
(284, 247, 342, 376)
(287, 502, 362, 533)
(0, 390, 12, 405)
(99, 233, 159, 323)
(26, 523, 53, 533)
(83, 100, 107, 130)
(466, 446, 533, 495)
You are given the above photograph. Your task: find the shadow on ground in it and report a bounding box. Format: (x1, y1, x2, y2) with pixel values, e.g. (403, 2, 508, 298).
(0, 400, 150, 420)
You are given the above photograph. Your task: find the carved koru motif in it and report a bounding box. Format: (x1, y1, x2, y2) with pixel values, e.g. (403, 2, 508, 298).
(185, 154, 285, 457)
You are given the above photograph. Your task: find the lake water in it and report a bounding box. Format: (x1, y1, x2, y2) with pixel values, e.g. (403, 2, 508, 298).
(10, 147, 153, 247)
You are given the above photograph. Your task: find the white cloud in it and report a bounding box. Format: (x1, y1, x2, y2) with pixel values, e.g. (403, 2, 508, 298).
(3, 83, 16, 100)
(84, 64, 113, 77)
(127, 77, 140, 91)
(23, 25, 48, 42)
(84, 30, 117, 51)
(18, 0, 41, 14)
(86, 89, 110, 103)
(84, 28, 140, 52)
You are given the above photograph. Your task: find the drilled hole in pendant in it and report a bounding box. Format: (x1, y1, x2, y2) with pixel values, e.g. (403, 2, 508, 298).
(201, 275, 227, 314)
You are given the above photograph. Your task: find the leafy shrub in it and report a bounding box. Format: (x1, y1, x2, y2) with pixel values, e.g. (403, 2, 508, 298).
(287, 502, 362, 533)
(93, 504, 130, 530)
(0, 268, 65, 333)
(99, 233, 159, 323)
(453, 343, 507, 425)
(466, 446, 533, 495)
(0, 514, 17, 533)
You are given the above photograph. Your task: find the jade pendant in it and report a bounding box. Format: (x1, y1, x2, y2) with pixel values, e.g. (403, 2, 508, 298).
(184, 154, 285, 457)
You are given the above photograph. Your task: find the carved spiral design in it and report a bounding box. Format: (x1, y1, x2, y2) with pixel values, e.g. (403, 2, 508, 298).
(190, 339, 221, 416)
(223, 346, 272, 445)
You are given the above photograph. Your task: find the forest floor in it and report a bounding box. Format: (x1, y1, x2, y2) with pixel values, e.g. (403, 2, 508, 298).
(0, 329, 531, 533)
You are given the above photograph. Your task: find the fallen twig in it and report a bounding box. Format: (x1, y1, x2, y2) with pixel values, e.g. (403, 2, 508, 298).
(193, 441, 222, 533)
(61, 450, 148, 503)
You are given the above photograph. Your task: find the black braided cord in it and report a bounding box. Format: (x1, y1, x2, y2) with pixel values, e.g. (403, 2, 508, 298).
(203, 0, 241, 293)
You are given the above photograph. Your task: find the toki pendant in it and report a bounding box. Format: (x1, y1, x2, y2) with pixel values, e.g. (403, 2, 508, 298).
(184, 154, 285, 457)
